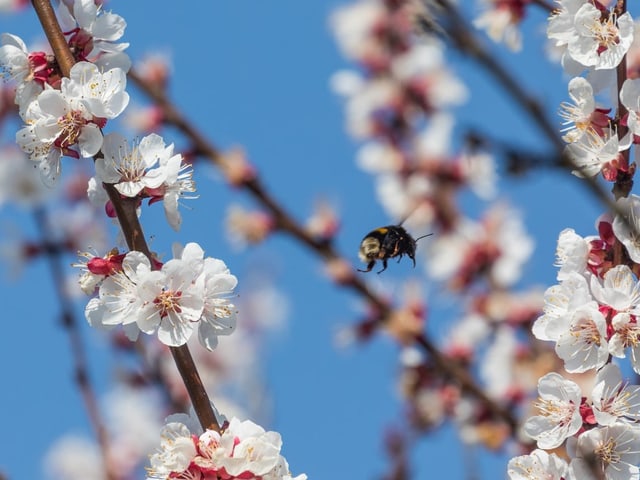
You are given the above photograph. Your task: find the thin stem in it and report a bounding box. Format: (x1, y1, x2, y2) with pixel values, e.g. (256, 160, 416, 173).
(613, 0, 632, 199)
(31, 0, 220, 434)
(31, 0, 73, 77)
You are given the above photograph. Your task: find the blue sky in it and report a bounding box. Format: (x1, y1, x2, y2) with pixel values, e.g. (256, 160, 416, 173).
(0, 2, 609, 479)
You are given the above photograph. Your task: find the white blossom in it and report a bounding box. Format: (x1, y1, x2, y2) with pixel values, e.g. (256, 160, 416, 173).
(508, 449, 569, 480)
(523, 372, 583, 449)
(613, 194, 640, 263)
(548, 1, 634, 70)
(565, 128, 623, 180)
(57, 0, 131, 71)
(570, 423, 640, 480)
(556, 304, 609, 372)
(16, 62, 129, 185)
(95, 132, 167, 197)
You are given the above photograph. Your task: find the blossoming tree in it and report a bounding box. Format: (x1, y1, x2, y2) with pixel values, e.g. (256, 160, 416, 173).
(2, 0, 640, 479)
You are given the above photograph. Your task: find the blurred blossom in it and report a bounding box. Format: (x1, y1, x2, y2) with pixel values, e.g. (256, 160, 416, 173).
(473, 0, 525, 51)
(342, 76, 403, 139)
(626, 20, 640, 79)
(45, 435, 104, 480)
(0, 224, 30, 277)
(330, 0, 387, 64)
(376, 173, 434, 223)
(554, 227, 590, 281)
(104, 387, 163, 474)
(324, 257, 355, 285)
(385, 307, 424, 345)
(620, 78, 640, 138)
(428, 205, 534, 289)
(390, 42, 468, 109)
(122, 104, 164, 134)
(444, 314, 491, 358)
(52, 202, 110, 253)
(240, 280, 289, 331)
(134, 53, 172, 89)
(0, 0, 27, 12)
(226, 204, 275, 249)
(373, 280, 426, 343)
(411, 388, 447, 428)
(305, 199, 339, 241)
(471, 289, 543, 325)
(356, 141, 405, 174)
(414, 113, 454, 161)
(219, 147, 256, 186)
(480, 326, 520, 399)
(0, 146, 51, 208)
(459, 150, 497, 199)
(329, 69, 363, 98)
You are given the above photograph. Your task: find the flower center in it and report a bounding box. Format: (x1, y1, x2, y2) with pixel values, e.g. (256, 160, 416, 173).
(153, 289, 183, 318)
(595, 436, 620, 467)
(55, 109, 88, 149)
(536, 398, 575, 426)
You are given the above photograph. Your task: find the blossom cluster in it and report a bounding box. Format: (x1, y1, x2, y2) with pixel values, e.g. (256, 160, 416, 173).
(510, 215, 640, 478)
(533, 223, 640, 374)
(547, 0, 640, 181)
(92, 132, 196, 231)
(0, 0, 130, 183)
(81, 242, 237, 350)
(147, 416, 306, 480)
(0, 1, 195, 229)
(504, 2, 640, 477)
(511, 365, 640, 479)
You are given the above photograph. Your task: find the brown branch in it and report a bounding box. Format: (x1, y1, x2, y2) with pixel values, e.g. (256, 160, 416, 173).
(613, 0, 631, 199)
(128, 70, 519, 431)
(31, 0, 73, 77)
(31, 0, 220, 435)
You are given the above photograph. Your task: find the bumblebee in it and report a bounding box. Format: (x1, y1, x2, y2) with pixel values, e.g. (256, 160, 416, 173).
(358, 225, 432, 274)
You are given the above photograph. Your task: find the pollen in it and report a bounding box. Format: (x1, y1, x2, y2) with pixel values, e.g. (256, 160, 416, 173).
(535, 398, 575, 426)
(55, 109, 87, 149)
(592, 14, 621, 51)
(153, 289, 183, 318)
(595, 436, 621, 466)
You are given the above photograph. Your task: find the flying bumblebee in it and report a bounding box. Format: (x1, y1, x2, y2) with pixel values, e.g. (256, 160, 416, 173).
(357, 224, 432, 274)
